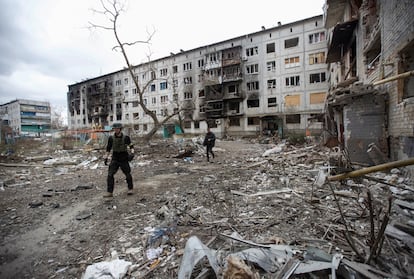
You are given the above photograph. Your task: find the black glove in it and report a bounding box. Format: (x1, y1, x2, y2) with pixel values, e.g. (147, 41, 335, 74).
(128, 154, 134, 161)
(104, 158, 108, 165)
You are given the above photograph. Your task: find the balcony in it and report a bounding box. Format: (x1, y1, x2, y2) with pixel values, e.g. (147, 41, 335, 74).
(224, 109, 243, 117)
(222, 57, 241, 67)
(222, 73, 242, 83)
(223, 92, 245, 100)
(326, 20, 358, 63)
(203, 75, 221, 86)
(203, 61, 222, 71)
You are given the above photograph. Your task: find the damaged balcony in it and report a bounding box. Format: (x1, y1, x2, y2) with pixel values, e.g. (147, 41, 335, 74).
(205, 85, 224, 101)
(224, 102, 243, 117)
(326, 20, 358, 64)
(222, 45, 242, 67)
(205, 100, 224, 119)
(223, 91, 245, 100)
(326, 19, 359, 88)
(222, 65, 243, 83)
(202, 70, 222, 86)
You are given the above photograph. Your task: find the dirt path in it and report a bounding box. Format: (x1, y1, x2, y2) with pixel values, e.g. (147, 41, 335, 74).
(0, 139, 266, 278)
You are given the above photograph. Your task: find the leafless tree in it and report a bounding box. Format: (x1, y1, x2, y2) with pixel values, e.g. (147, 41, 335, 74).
(89, 0, 188, 142)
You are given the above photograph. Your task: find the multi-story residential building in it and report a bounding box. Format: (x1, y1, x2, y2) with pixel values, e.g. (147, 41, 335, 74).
(324, 0, 414, 167)
(0, 99, 51, 136)
(68, 15, 328, 138)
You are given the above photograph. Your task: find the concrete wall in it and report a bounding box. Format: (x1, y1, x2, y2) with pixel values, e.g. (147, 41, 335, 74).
(344, 93, 386, 164)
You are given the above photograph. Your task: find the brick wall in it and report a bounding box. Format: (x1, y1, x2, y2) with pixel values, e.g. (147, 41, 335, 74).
(380, 0, 414, 162)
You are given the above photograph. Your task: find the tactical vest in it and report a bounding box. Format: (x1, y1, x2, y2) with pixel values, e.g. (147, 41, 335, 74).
(112, 135, 128, 153)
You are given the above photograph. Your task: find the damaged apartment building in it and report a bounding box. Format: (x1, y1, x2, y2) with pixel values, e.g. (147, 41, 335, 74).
(67, 15, 328, 138)
(324, 0, 414, 169)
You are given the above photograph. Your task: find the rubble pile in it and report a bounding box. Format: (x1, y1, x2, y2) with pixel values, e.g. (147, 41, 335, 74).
(0, 137, 413, 278)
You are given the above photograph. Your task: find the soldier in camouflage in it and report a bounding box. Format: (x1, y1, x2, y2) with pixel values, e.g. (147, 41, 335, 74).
(103, 123, 135, 198)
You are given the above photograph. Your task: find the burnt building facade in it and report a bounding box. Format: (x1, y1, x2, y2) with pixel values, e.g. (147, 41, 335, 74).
(68, 15, 328, 138)
(324, 0, 414, 168)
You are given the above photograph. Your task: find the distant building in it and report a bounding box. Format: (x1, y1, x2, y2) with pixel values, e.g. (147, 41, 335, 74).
(324, 0, 414, 166)
(0, 99, 51, 136)
(68, 15, 328, 138)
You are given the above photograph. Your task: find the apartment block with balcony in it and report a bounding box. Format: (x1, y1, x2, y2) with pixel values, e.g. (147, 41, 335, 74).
(0, 99, 51, 136)
(67, 15, 328, 138)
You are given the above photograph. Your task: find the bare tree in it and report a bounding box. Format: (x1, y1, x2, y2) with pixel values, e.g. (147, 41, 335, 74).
(50, 108, 65, 129)
(89, 0, 188, 142)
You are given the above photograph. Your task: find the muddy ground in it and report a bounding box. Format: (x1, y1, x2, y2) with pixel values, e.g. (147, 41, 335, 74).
(0, 136, 413, 278)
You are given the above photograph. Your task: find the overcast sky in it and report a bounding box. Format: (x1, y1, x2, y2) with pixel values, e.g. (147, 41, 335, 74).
(0, 0, 326, 112)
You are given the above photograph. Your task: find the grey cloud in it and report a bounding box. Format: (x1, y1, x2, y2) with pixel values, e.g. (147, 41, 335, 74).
(0, 1, 43, 75)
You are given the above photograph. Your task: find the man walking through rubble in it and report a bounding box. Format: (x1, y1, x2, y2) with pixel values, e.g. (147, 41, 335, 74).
(203, 127, 216, 162)
(103, 123, 135, 198)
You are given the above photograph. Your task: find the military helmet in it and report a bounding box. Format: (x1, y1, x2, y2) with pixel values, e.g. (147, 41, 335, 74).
(112, 123, 123, 129)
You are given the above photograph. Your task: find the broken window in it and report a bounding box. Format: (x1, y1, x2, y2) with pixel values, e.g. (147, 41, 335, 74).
(247, 117, 260, 125)
(173, 65, 178, 73)
(228, 85, 238, 94)
(399, 42, 414, 100)
(268, 97, 277, 107)
(267, 61, 276, 71)
(285, 76, 300, 86)
(267, 79, 276, 89)
(247, 81, 259, 91)
(229, 118, 240, 126)
(266, 43, 275, 53)
(309, 32, 326, 44)
(247, 99, 260, 108)
(309, 72, 326, 83)
(246, 47, 258, 57)
(284, 37, 299, 48)
(246, 64, 259, 74)
(286, 114, 301, 124)
(184, 77, 192, 84)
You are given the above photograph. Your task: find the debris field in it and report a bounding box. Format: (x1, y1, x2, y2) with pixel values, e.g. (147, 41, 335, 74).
(0, 136, 413, 278)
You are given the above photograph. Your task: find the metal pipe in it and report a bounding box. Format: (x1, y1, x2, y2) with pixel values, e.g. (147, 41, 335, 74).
(328, 157, 414, 181)
(373, 70, 414, 86)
